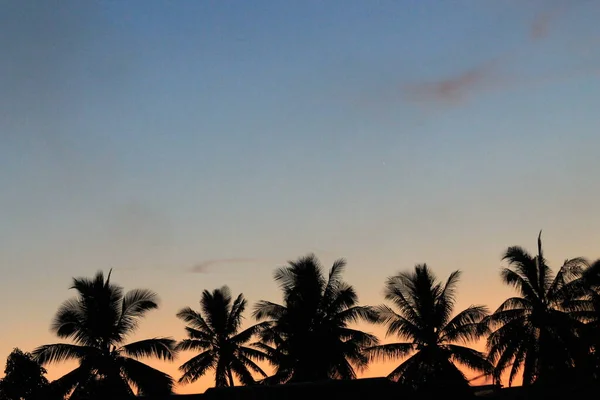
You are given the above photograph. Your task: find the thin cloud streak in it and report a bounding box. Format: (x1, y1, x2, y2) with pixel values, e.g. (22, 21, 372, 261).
(189, 258, 268, 273)
(402, 58, 504, 106)
(402, 61, 600, 108)
(188, 253, 339, 273)
(530, 1, 590, 41)
(107, 257, 279, 274)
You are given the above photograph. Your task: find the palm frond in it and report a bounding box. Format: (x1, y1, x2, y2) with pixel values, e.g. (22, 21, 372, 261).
(500, 267, 539, 302)
(387, 350, 420, 382)
(120, 337, 176, 361)
(178, 350, 216, 384)
(486, 317, 531, 358)
(237, 352, 268, 378)
(176, 307, 215, 336)
(440, 305, 489, 343)
(237, 346, 270, 364)
(226, 293, 247, 336)
(50, 298, 87, 344)
(508, 346, 527, 386)
(366, 342, 414, 362)
(47, 364, 92, 398)
(325, 284, 358, 315)
(436, 270, 462, 326)
(384, 275, 422, 327)
(484, 308, 528, 330)
(120, 356, 174, 396)
(494, 297, 532, 312)
(447, 344, 492, 374)
(582, 258, 600, 287)
(229, 356, 257, 386)
(330, 357, 357, 379)
(333, 305, 379, 324)
(116, 289, 159, 338)
(31, 343, 96, 365)
(550, 258, 589, 304)
(183, 326, 214, 341)
(231, 321, 270, 345)
(376, 304, 422, 341)
(249, 342, 280, 364)
(252, 301, 286, 321)
(175, 338, 212, 352)
(321, 258, 347, 310)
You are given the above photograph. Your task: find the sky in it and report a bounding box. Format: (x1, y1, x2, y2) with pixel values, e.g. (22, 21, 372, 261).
(1, 0, 600, 394)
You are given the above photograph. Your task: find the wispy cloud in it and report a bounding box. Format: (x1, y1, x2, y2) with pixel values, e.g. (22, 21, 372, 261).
(402, 57, 599, 108)
(188, 258, 266, 273)
(402, 58, 505, 105)
(188, 251, 343, 273)
(109, 256, 284, 274)
(529, 1, 583, 41)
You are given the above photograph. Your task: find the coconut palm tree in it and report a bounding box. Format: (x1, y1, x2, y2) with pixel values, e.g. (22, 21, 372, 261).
(32, 270, 176, 399)
(367, 264, 491, 393)
(175, 286, 268, 387)
(484, 232, 588, 387)
(563, 258, 600, 384)
(253, 254, 378, 384)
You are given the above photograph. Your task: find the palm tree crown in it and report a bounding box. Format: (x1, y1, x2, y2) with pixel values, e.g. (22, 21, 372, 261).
(368, 264, 491, 392)
(32, 270, 176, 399)
(573, 259, 600, 383)
(485, 232, 588, 386)
(176, 286, 268, 387)
(253, 254, 378, 384)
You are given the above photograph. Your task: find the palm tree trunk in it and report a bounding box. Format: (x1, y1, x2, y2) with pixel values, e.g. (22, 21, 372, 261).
(227, 368, 235, 387)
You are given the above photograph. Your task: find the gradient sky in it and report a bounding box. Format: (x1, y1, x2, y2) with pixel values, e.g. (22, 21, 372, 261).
(1, 0, 600, 394)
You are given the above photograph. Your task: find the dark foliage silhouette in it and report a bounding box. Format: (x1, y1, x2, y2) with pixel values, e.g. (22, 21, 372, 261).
(253, 254, 378, 383)
(484, 232, 588, 386)
(176, 286, 268, 387)
(368, 264, 492, 393)
(564, 258, 600, 384)
(11, 243, 600, 397)
(31, 270, 177, 399)
(0, 348, 52, 400)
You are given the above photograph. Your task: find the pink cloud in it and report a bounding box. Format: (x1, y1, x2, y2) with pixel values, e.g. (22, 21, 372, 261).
(402, 59, 504, 105)
(401, 57, 599, 108)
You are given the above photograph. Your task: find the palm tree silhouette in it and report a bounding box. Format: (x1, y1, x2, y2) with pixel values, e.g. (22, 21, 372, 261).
(253, 254, 378, 384)
(564, 258, 600, 384)
(176, 286, 268, 387)
(32, 270, 176, 398)
(484, 232, 588, 387)
(368, 264, 491, 392)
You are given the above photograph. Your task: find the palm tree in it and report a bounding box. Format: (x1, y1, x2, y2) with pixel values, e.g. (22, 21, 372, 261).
(564, 258, 600, 384)
(175, 286, 268, 387)
(32, 270, 176, 399)
(253, 254, 378, 384)
(368, 264, 491, 393)
(484, 232, 588, 387)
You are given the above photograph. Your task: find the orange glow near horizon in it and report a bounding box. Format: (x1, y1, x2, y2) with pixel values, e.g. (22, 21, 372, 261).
(38, 322, 511, 395)
(3, 236, 595, 395)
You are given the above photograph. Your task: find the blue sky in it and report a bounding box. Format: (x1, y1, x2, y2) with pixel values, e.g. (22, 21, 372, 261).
(1, 0, 599, 391)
